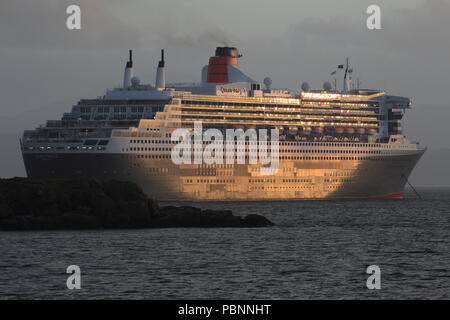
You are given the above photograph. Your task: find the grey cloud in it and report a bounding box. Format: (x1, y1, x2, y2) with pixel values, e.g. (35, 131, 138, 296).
(0, 0, 140, 54)
(275, 1, 450, 105)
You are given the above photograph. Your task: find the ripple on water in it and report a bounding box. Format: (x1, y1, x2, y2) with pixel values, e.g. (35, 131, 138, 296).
(0, 187, 449, 299)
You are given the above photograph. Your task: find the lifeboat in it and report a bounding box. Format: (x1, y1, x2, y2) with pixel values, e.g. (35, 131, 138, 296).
(288, 126, 298, 135)
(312, 126, 324, 135)
(301, 126, 312, 135)
(367, 128, 377, 135)
(344, 127, 355, 135)
(334, 127, 344, 135)
(324, 127, 333, 135)
(356, 127, 366, 135)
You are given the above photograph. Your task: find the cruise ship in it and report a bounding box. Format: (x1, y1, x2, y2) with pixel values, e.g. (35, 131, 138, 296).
(21, 47, 425, 200)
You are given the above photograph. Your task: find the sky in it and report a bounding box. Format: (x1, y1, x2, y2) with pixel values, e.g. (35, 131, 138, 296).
(0, 0, 449, 181)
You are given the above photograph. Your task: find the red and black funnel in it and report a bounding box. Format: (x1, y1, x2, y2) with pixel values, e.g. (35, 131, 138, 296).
(206, 47, 241, 83)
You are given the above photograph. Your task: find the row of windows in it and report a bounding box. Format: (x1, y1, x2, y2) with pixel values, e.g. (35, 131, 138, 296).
(79, 106, 164, 114)
(302, 101, 378, 109)
(281, 149, 386, 155)
(182, 115, 378, 124)
(114, 131, 165, 138)
(280, 156, 387, 161)
(249, 185, 314, 191)
(127, 143, 392, 154)
(249, 178, 275, 183)
(199, 179, 235, 184)
(25, 146, 106, 151)
(280, 185, 313, 190)
(182, 108, 378, 117)
(182, 112, 379, 123)
(182, 178, 353, 184)
(197, 170, 233, 176)
(281, 178, 313, 183)
(115, 107, 127, 113)
(149, 168, 169, 173)
(128, 147, 171, 152)
(324, 178, 353, 183)
(325, 171, 352, 177)
(134, 154, 170, 159)
(128, 138, 389, 149)
(123, 153, 390, 162)
(128, 147, 395, 155)
(182, 100, 377, 110)
(130, 139, 174, 144)
(184, 179, 236, 184)
(197, 164, 234, 169)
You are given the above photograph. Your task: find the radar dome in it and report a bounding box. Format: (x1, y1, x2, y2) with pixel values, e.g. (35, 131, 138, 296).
(301, 82, 310, 92)
(263, 77, 272, 89)
(323, 81, 332, 91)
(131, 76, 141, 86)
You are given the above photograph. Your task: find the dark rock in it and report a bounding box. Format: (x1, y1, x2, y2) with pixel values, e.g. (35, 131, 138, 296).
(0, 178, 274, 230)
(153, 207, 273, 228)
(242, 214, 275, 227)
(0, 203, 13, 219)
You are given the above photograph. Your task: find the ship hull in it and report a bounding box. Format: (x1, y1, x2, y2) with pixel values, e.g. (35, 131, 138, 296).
(22, 149, 425, 201)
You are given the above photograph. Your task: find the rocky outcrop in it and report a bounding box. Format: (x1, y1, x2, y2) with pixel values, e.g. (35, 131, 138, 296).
(0, 178, 274, 230)
(150, 206, 273, 228)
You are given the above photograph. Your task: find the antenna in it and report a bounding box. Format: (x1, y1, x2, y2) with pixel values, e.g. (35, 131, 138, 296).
(129, 50, 132, 63)
(343, 57, 349, 93)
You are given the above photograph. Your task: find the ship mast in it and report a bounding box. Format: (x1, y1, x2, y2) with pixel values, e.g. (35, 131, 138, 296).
(342, 57, 349, 93)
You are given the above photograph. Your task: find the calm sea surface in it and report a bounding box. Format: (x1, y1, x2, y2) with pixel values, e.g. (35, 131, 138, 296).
(0, 187, 449, 299)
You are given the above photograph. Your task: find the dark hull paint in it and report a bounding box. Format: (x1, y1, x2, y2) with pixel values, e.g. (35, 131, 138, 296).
(22, 150, 425, 201)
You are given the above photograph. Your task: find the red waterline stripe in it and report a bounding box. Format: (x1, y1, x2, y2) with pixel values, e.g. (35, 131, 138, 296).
(329, 192, 404, 200)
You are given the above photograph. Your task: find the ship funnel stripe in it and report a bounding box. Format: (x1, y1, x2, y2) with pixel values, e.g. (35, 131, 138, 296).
(156, 49, 166, 89)
(126, 50, 133, 68)
(123, 49, 133, 88)
(158, 49, 165, 68)
(206, 57, 238, 83)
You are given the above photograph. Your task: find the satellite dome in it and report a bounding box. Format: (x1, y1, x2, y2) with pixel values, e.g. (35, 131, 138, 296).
(131, 76, 140, 86)
(263, 77, 272, 88)
(323, 81, 332, 91)
(301, 82, 310, 92)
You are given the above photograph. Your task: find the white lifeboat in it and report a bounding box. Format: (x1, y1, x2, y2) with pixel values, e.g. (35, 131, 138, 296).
(344, 127, 355, 135)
